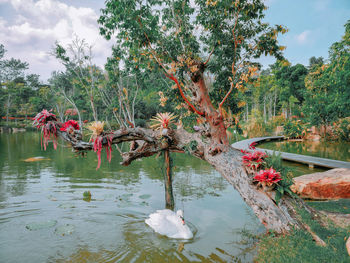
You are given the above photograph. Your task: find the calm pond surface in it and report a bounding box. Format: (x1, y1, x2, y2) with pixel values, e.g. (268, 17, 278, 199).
(260, 140, 350, 162)
(0, 132, 263, 263)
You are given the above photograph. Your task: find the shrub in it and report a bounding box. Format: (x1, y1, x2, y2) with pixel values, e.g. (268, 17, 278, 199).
(333, 117, 350, 141)
(283, 120, 305, 138)
(243, 110, 271, 137)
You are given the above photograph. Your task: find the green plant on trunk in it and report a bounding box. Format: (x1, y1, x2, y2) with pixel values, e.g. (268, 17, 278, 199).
(263, 151, 296, 204)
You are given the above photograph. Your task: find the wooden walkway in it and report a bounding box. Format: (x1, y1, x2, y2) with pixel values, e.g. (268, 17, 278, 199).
(231, 136, 350, 169)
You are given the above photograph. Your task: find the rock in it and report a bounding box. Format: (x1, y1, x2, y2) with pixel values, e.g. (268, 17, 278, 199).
(305, 134, 321, 141)
(275, 126, 284, 135)
(311, 126, 319, 134)
(12, 127, 26, 133)
(291, 168, 350, 200)
(24, 156, 50, 162)
(0, 126, 11, 133)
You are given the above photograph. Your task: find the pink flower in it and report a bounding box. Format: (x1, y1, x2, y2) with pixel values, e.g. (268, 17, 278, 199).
(254, 168, 281, 184)
(242, 151, 267, 169)
(33, 109, 58, 150)
(33, 109, 57, 128)
(249, 142, 257, 150)
(60, 120, 80, 132)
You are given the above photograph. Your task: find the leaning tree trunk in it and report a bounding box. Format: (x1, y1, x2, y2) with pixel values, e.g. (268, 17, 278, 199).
(40, 117, 330, 243)
(206, 147, 293, 231)
(175, 131, 299, 233)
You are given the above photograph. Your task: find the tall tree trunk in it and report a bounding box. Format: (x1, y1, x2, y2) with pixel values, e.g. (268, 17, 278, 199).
(273, 89, 277, 117)
(263, 95, 267, 123)
(6, 94, 11, 124)
(268, 94, 272, 120)
(246, 102, 249, 122)
(90, 95, 98, 122)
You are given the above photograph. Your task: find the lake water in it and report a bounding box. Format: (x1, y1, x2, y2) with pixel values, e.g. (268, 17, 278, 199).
(0, 132, 262, 263)
(260, 140, 350, 162)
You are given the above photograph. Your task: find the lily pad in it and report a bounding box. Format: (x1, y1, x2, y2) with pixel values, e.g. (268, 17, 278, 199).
(26, 220, 57, 231)
(55, 224, 75, 236)
(58, 203, 75, 209)
(120, 193, 133, 199)
(116, 199, 132, 208)
(47, 195, 57, 201)
(139, 194, 151, 199)
(139, 201, 149, 206)
(103, 194, 114, 200)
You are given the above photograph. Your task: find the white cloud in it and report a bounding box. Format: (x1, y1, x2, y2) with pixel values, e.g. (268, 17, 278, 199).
(0, 0, 112, 81)
(296, 30, 311, 45)
(314, 0, 330, 11)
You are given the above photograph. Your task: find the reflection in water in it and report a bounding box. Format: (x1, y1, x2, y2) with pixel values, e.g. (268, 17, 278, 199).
(260, 140, 350, 162)
(0, 132, 260, 262)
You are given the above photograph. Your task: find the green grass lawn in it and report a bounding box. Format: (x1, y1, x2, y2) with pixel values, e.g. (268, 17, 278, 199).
(255, 204, 350, 263)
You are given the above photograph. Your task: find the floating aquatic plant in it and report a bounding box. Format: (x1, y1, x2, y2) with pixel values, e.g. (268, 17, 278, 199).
(83, 191, 92, 202)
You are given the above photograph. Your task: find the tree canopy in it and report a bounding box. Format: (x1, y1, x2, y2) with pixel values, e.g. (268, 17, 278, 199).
(98, 0, 287, 116)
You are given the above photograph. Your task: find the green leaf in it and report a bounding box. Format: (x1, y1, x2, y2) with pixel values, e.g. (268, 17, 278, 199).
(275, 190, 282, 205)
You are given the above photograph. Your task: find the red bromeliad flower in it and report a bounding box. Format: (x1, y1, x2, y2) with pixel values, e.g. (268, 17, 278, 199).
(92, 135, 113, 170)
(242, 151, 267, 170)
(33, 109, 57, 129)
(60, 120, 80, 132)
(33, 109, 58, 150)
(254, 168, 282, 185)
(150, 112, 177, 130)
(249, 142, 257, 150)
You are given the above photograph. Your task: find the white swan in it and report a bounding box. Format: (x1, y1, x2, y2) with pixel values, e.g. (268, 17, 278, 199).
(145, 209, 193, 239)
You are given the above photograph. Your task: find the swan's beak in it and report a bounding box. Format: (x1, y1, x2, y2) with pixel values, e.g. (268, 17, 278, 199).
(180, 216, 185, 225)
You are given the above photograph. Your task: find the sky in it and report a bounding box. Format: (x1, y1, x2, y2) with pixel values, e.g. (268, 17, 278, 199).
(0, 0, 349, 82)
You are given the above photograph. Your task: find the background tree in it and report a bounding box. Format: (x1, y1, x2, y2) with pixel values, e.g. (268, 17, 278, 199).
(303, 20, 350, 130)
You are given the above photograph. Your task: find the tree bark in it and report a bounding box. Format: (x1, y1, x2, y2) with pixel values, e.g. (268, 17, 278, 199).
(263, 95, 267, 123)
(190, 64, 229, 154)
(164, 150, 174, 210)
(273, 89, 277, 117)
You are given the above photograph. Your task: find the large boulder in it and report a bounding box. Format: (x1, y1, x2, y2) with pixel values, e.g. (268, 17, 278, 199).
(291, 168, 350, 200)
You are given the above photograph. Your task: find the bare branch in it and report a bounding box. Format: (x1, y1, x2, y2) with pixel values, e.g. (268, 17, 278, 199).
(204, 46, 216, 65)
(56, 124, 187, 166)
(219, 8, 240, 109)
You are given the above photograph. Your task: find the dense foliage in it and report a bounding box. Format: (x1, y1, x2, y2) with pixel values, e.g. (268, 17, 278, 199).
(0, 9, 349, 143)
